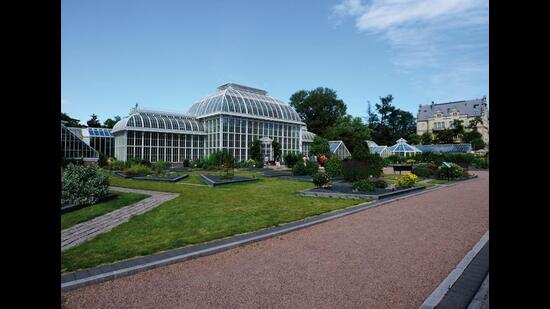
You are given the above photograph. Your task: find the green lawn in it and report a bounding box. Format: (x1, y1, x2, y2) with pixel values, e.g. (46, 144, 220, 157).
(61, 192, 150, 230)
(61, 172, 362, 272)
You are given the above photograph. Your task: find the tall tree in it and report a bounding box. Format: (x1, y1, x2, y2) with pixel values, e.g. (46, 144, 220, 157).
(103, 115, 121, 129)
(309, 136, 331, 157)
(324, 115, 371, 153)
(87, 114, 101, 127)
(367, 95, 416, 146)
(434, 129, 455, 144)
(420, 132, 434, 145)
(407, 133, 421, 145)
(450, 119, 465, 140)
(289, 87, 347, 137)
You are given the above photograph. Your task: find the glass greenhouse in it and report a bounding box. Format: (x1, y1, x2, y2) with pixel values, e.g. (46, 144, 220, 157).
(414, 144, 472, 154)
(67, 127, 114, 158)
(329, 140, 352, 160)
(61, 122, 99, 162)
(366, 140, 391, 158)
(387, 138, 423, 157)
(112, 83, 309, 163)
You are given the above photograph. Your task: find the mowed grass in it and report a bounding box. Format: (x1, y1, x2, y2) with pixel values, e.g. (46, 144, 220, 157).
(61, 192, 149, 230)
(61, 171, 362, 272)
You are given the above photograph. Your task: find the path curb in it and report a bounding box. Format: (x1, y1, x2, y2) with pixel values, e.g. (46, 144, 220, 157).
(418, 231, 489, 309)
(61, 177, 480, 292)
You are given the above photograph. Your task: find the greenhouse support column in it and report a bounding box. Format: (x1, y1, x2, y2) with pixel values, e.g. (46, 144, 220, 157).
(245, 120, 248, 161)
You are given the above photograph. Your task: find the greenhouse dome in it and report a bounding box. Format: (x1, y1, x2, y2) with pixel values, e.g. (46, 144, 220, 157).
(187, 83, 304, 123)
(387, 138, 422, 157)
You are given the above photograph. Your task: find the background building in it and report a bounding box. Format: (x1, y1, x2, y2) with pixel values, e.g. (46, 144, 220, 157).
(416, 97, 489, 145)
(61, 122, 99, 163)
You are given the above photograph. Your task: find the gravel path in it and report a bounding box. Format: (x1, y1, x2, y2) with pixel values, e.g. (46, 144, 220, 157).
(61, 187, 178, 252)
(62, 171, 488, 309)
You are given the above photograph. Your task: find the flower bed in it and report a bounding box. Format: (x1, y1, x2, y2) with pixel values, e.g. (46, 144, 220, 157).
(299, 181, 426, 200)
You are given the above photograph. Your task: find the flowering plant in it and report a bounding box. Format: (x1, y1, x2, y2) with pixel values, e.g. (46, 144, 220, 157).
(318, 155, 328, 166)
(396, 173, 418, 188)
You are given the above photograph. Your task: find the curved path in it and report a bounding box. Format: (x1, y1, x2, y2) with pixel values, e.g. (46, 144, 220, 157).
(61, 187, 179, 252)
(62, 172, 488, 308)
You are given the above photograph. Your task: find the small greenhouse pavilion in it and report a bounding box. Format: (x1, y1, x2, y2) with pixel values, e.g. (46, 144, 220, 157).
(387, 138, 422, 157)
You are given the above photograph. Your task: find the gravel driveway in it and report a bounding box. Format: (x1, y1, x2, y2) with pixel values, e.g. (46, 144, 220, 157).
(62, 171, 488, 309)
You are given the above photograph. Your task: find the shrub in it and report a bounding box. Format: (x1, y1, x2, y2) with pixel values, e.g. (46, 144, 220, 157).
(372, 178, 388, 188)
(283, 152, 302, 168)
(110, 160, 125, 171)
(183, 159, 190, 167)
(312, 173, 331, 188)
(123, 164, 151, 177)
(353, 179, 376, 192)
(396, 173, 418, 188)
(192, 159, 204, 169)
(342, 160, 369, 182)
(253, 160, 264, 168)
(126, 158, 152, 168)
(472, 156, 489, 169)
(292, 162, 307, 176)
(305, 160, 319, 176)
(152, 161, 170, 175)
(412, 162, 438, 178)
(292, 160, 317, 176)
(351, 143, 370, 161)
(324, 157, 343, 178)
(61, 164, 110, 206)
(437, 163, 464, 179)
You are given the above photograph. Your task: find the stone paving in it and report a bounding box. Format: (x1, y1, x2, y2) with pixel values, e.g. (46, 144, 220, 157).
(61, 187, 178, 252)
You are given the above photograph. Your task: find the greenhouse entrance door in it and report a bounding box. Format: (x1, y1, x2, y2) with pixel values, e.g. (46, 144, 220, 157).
(260, 137, 273, 162)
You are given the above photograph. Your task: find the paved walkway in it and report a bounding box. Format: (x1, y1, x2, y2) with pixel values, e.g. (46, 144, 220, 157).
(62, 171, 488, 308)
(61, 187, 179, 252)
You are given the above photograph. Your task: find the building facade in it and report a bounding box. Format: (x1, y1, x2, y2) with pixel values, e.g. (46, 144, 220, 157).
(112, 83, 311, 163)
(416, 97, 489, 146)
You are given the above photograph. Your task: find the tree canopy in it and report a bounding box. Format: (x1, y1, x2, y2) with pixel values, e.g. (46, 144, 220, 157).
(86, 114, 101, 128)
(367, 95, 416, 146)
(61, 112, 83, 127)
(309, 136, 331, 157)
(103, 116, 121, 129)
(420, 132, 434, 145)
(324, 115, 371, 153)
(289, 87, 347, 137)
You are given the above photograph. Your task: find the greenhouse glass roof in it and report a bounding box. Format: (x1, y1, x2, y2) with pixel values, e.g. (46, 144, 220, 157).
(87, 128, 113, 137)
(369, 146, 388, 154)
(187, 83, 304, 123)
(112, 109, 204, 134)
(388, 138, 422, 154)
(301, 130, 316, 142)
(414, 144, 472, 153)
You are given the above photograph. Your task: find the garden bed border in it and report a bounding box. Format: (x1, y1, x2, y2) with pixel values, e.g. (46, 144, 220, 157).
(298, 185, 427, 200)
(199, 174, 259, 187)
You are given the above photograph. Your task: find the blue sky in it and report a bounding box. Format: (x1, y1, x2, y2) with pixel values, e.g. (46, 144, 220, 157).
(62, 0, 488, 124)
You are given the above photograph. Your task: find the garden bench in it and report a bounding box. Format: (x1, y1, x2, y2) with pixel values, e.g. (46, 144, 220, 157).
(392, 164, 413, 174)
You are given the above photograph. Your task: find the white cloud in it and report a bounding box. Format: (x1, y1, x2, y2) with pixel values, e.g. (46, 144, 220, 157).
(332, 0, 488, 98)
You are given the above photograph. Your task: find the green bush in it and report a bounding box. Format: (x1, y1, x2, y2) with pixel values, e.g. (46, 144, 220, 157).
(123, 164, 151, 177)
(110, 160, 125, 171)
(152, 161, 170, 175)
(126, 158, 151, 168)
(62, 164, 110, 206)
(324, 157, 343, 178)
(61, 158, 84, 168)
(472, 156, 489, 169)
(236, 160, 255, 168)
(312, 172, 331, 188)
(342, 160, 369, 182)
(292, 162, 307, 176)
(412, 162, 438, 178)
(253, 160, 264, 168)
(292, 160, 318, 176)
(305, 160, 319, 175)
(372, 178, 388, 188)
(353, 179, 376, 192)
(183, 159, 190, 167)
(351, 143, 370, 161)
(437, 163, 464, 179)
(283, 152, 302, 168)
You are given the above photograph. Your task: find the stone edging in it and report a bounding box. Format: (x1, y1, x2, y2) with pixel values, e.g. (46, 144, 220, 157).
(418, 231, 489, 309)
(61, 176, 480, 292)
(297, 185, 426, 200)
(199, 174, 259, 187)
